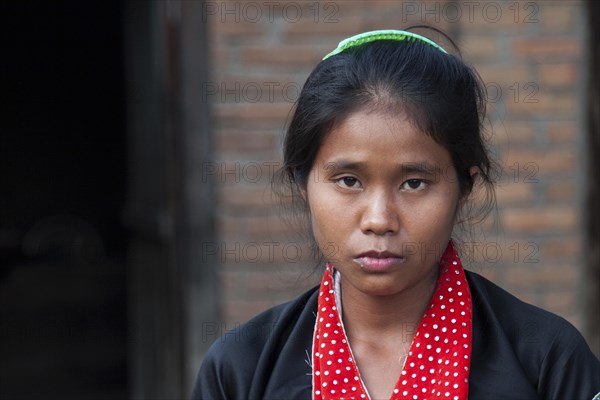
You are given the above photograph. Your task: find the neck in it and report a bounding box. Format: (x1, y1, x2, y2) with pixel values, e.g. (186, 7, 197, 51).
(340, 270, 438, 344)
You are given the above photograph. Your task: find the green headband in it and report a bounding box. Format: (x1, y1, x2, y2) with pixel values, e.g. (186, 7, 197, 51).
(322, 29, 448, 60)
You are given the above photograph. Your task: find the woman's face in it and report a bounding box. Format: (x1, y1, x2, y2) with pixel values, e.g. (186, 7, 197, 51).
(306, 109, 463, 298)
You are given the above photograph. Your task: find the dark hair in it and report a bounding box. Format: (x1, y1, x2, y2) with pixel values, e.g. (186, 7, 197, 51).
(273, 26, 497, 257)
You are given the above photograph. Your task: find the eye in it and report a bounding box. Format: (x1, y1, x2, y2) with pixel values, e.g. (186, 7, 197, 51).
(336, 176, 361, 189)
(401, 179, 427, 191)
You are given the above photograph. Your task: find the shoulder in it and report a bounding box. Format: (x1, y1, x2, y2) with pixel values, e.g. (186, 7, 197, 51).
(466, 270, 582, 342)
(192, 285, 319, 400)
(466, 270, 566, 325)
(466, 269, 588, 353)
(466, 270, 600, 400)
(204, 285, 317, 362)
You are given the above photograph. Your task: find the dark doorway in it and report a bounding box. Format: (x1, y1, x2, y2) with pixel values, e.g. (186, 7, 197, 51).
(0, 1, 127, 398)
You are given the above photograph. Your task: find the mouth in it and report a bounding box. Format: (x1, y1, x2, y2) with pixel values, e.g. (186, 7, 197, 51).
(353, 250, 406, 272)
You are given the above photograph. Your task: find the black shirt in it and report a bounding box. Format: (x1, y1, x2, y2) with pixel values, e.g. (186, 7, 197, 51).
(193, 271, 600, 399)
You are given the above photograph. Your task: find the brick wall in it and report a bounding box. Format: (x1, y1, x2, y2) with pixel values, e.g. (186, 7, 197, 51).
(455, 1, 586, 327)
(204, 0, 591, 348)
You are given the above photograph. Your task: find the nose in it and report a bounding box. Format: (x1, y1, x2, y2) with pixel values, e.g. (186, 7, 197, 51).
(359, 190, 400, 236)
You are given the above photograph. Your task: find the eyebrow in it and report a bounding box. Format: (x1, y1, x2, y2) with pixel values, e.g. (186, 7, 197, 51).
(325, 159, 443, 175)
(400, 162, 442, 175)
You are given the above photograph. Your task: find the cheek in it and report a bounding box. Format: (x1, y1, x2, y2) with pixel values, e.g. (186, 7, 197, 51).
(427, 177, 462, 221)
(447, 188, 464, 225)
(306, 181, 347, 251)
(307, 193, 333, 240)
(410, 189, 461, 236)
(306, 181, 326, 237)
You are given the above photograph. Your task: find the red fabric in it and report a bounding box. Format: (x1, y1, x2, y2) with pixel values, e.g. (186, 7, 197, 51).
(312, 241, 472, 400)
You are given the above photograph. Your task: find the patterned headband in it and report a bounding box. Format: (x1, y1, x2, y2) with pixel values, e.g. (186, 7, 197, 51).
(322, 29, 448, 60)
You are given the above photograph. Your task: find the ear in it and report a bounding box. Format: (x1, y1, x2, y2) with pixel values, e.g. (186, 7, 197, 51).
(468, 166, 480, 183)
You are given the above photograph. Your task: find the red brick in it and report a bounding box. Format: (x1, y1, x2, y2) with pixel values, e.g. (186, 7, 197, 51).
(457, 239, 535, 267)
(544, 181, 578, 202)
(472, 265, 499, 283)
(213, 74, 305, 103)
(461, 36, 500, 61)
(456, 1, 532, 32)
(541, 237, 581, 260)
(493, 120, 535, 144)
(502, 208, 577, 233)
(284, 16, 364, 37)
(499, 240, 543, 266)
(216, 129, 278, 154)
(223, 300, 275, 324)
(214, 102, 293, 126)
(545, 121, 578, 144)
(506, 263, 578, 287)
(218, 184, 275, 208)
(512, 37, 581, 60)
(476, 64, 531, 87)
(538, 63, 577, 87)
(503, 148, 576, 176)
(239, 45, 323, 66)
(505, 90, 576, 116)
(219, 215, 296, 238)
(207, 160, 283, 185)
(495, 181, 535, 205)
(208, 0, 587, 334)
(238, 268, 314, 295)
(539, 4, 577, 30)
(210, 18, 267, 38)
(541, 289, 578, 316)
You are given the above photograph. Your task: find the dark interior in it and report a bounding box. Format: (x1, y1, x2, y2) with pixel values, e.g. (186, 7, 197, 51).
(0, 1, 127, 398)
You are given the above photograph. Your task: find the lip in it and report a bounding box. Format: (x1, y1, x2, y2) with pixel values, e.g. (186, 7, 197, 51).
(353, 250, 406, 272)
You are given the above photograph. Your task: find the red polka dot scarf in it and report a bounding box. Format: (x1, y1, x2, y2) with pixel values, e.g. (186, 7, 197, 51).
(312, 241, 472, 400)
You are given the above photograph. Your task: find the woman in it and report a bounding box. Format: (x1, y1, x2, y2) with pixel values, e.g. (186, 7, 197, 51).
(193, 28, 600, 399)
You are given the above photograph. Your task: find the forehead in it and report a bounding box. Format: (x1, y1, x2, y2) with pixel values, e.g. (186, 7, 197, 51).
(315, 110, 453, 167)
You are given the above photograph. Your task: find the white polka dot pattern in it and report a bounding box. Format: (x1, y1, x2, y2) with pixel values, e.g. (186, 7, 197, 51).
(312, 241, 472, 400)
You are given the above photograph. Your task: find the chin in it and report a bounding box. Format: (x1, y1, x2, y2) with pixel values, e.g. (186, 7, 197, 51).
(359, 280, 406, 297)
